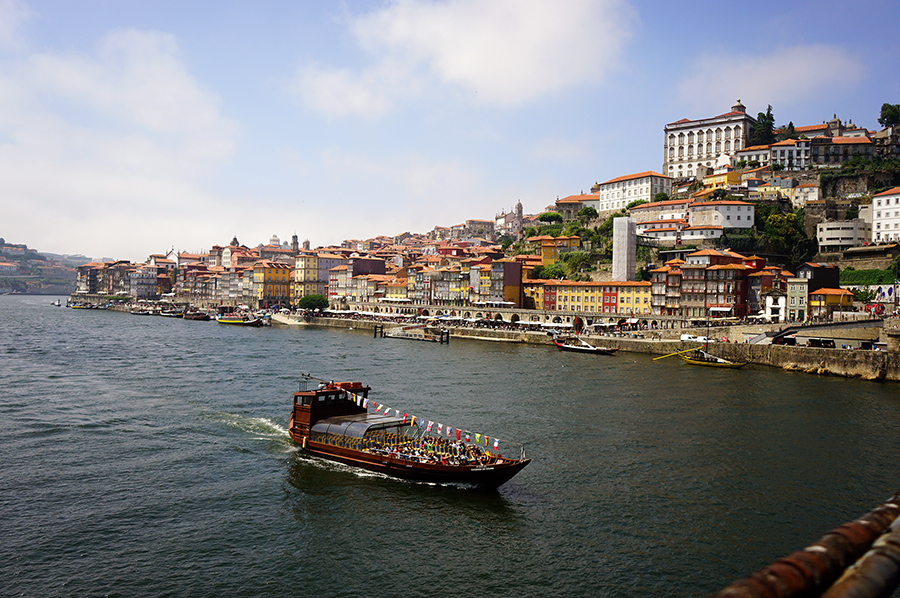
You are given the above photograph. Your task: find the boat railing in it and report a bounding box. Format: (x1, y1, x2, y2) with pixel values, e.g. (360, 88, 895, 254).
(312, 428, 526, 462)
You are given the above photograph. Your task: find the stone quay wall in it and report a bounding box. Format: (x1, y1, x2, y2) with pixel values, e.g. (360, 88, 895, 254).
(276, 315, 899, 381)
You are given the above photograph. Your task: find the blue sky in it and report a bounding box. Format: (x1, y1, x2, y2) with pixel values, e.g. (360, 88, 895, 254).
(2, 0, 898, 261)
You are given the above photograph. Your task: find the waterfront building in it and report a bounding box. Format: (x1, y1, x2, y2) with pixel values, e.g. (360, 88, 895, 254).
(538, 280, 650, 315)
(663, 100, 755, 178)
(795, 262, 840, 293)
(808, 288, 854, 319)
(872, 186, 900, 243)
(490, 259, 524, 307)
(786, 277, 808, 321)
(129, 266, 157, 300)
(254, 260, 292, 307)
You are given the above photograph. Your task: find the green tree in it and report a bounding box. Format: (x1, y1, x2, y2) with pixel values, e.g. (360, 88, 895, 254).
(776, 121, 797, 141)
(597, 211, 627, 237)
(542, 263, 566, 279)
(878, 103, 900, 128)
(497, 234, 514, 250)
(626, 199, 649, 210)
(538, 212, 563, 224)
(297, 294, 329, 310)
(653, 192, 669, 202)
(749, 105, 776, 146)
(851, 288, 876, 303)
(577, 206, 598, 223)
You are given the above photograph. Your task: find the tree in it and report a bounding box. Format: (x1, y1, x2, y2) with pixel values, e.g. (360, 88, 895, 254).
(297, 294, 329, 310)
(776, 121, 797, 141)
(749, 105, 776, 146)
(626, 199, 649, 210)
(497, 234, 514, 250)
(542, 263, 566, 279)
(653, 192, 669, 202)
(538, 212, 563, 224)
(577, 206, 598, 223)
(878, 103, 900, 128)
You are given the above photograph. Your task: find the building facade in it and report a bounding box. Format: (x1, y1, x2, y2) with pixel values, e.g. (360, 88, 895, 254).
(663, 100, 756, 179)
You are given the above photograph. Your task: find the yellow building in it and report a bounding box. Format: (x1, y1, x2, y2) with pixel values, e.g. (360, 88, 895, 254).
(292, 252, 319, 302)
(808, 288, 854, 318)
(616, 281, 652, 315)
(254, 260, 292, 307)
(702, 170, 741, 190)
(540, 236, 581, 266)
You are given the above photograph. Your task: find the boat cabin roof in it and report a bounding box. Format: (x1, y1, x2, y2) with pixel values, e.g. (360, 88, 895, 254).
(311, 413, 406, 439)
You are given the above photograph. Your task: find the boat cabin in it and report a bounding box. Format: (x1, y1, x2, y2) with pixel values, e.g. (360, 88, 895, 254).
(290, 379, 371, 440)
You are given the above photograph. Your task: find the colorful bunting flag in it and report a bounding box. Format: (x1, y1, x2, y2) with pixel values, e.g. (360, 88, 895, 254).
(493, 438, 500, 450)
(446, 427, 453, 437)
(410, 416, 416, 427)
(437, 424, 443, 434)
(427, 421, 434, 432)
(403, 413, 408, 424)
(456, 429, 461, 441)
(362, 398, 368, 409)
(475, 433, 481, 444)
(465, 431, 470, 442)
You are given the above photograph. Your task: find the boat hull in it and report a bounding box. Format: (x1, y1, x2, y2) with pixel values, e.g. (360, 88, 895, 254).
(299, 439, 530, 488)
(679, 355, 747, 368)
(553, 341, 617, 355)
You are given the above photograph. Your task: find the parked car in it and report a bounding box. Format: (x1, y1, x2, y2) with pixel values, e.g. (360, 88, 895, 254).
(695, 336, 715, 343)
(680, 334, 697, 341)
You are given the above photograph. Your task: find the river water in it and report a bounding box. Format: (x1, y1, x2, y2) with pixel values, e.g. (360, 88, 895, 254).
(1, 295, 898, 597)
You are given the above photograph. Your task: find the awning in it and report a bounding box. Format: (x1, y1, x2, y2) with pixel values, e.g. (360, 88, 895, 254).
(709, 306, 732, 312)
(625, 318, 639, 324)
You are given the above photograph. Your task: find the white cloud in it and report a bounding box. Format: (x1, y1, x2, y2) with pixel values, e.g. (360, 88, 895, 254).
(0, 0, 33, 51)
(677, 45, 865, 116)
(293, 0, 635, 116)
(0, 28, 240, 259)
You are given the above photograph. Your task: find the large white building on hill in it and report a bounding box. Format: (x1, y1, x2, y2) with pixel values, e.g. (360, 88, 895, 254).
(663, 100, 756, 179)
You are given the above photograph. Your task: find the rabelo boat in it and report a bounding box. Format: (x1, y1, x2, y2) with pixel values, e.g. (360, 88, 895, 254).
(551, 334, 618, 355)
(288, 375, 530, 488)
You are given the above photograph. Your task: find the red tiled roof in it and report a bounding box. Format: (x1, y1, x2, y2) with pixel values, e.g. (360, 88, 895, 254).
(599, 171, 671, 186)
(874, 186, 900, 197)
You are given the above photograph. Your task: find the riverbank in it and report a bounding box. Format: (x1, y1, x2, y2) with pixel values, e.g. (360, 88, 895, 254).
(273, 313, 900, 381)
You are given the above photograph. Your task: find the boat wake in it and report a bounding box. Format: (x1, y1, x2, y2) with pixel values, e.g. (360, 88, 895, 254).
(213, 413, 290, 442)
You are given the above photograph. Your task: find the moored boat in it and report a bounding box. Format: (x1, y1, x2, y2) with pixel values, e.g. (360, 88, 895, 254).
(551, 334, 618, 355)
(183, 309, 211, 321)
(215, 313, 263, 326)
(679, 348, 747, 368)
(288, 375, 530, 488)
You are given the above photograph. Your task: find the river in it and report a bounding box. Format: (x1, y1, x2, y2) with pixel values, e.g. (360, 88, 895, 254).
(1, 295, 898, 597)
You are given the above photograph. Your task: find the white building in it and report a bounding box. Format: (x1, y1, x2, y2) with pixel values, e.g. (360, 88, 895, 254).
(817, 220, 871, 251)
(872, 186, 900, 243)
(628, 198, 692, 224)
(688, 200, 755, 229)
(593, 171, 673, 217)
(663, 100, 756, 179)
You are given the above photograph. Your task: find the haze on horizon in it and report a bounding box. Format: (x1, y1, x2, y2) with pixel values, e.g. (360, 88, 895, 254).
(1, 0, 897, 262)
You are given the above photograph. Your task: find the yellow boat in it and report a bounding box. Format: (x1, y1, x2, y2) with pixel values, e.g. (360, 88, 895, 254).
(679, 348, 747, 368)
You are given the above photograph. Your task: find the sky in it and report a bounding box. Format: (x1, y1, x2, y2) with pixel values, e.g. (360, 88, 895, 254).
(1, 0, 898, 262)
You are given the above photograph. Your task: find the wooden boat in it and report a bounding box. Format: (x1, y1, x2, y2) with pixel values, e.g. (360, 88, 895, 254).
(679, 348, 747, 368)
(551, 335, 618, 355)
(383, 324, 447, 342)
(288, 375, 530, 488)
(183, 309, 211, 321)
(215, 313, 263, 326)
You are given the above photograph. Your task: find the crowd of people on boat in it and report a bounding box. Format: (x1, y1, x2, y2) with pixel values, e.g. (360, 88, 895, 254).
(312, 431, 501, 466)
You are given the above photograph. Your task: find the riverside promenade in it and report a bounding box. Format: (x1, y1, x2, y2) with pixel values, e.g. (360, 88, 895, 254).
(273, 313, 900, 382)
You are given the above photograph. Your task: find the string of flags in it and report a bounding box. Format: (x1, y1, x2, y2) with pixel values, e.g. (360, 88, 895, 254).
(342, 389, 502, 451)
